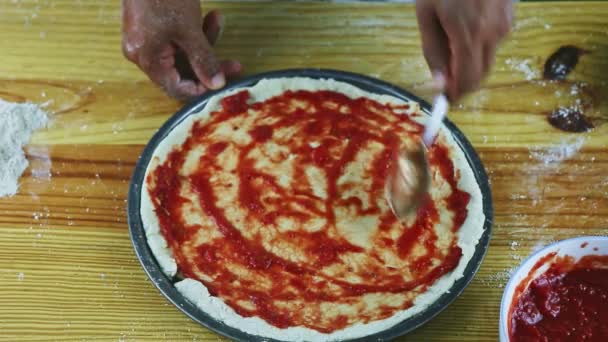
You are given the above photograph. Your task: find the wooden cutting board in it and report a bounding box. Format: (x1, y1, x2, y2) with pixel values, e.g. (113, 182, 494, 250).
(0, 1, 606, 340)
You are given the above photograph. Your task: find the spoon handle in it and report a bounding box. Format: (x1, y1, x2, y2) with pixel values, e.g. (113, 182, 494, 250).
(422, 94, 449, 147)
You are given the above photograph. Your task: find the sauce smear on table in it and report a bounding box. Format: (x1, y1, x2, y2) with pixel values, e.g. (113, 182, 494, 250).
(547, 106, 594, 133)
(543, 45, 587, 81)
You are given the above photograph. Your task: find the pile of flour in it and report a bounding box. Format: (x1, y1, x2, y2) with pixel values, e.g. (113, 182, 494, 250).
(0, 99, 49, 197)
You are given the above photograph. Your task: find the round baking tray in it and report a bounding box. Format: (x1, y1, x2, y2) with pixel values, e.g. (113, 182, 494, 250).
(128, 68, 493, 342)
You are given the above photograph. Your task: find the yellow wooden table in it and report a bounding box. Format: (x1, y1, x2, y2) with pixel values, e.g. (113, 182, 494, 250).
(1, 1, 607, 340)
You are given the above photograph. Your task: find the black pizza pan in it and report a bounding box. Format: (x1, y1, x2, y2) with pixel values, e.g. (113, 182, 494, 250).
(127, 69, 494, 342)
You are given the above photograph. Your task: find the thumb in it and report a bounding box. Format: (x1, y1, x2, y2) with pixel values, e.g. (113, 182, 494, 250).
(416, 3, 450, 89)
(177, 32, 225, 90)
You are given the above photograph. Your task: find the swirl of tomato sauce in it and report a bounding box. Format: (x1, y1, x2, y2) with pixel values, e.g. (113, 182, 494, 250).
(146, 89, 471, 332)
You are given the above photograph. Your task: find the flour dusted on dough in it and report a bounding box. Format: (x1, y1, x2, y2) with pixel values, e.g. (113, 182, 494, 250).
(0, 99, 49, 197)
(141, 77, 486, 341)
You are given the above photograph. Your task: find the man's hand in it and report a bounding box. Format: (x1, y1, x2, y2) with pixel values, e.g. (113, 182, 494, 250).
(416, 0, 513, 101)
(122, 0, 241, 100)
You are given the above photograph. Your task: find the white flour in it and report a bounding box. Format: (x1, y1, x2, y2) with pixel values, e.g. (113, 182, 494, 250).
(0, 99, 49, 197)
(505, 57, 539, 81)
(529, 136, 586, 166)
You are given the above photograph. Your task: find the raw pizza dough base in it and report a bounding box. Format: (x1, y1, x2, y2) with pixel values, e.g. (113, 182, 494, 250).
(140, 77, 485, 341)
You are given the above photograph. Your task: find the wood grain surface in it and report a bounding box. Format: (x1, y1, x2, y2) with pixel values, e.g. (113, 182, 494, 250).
(1, 1, 607, 341)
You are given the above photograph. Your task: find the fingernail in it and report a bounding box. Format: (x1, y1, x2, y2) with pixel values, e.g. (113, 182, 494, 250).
(432, 71, 446, 91)
(211, 73, 226, 89)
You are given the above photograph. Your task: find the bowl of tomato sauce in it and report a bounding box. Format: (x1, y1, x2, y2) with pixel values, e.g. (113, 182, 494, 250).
(500, 236, 608, 342)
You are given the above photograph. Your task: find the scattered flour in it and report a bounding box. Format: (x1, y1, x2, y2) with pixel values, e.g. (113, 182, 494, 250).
(511, 254, 523, 261)
(510, 241, 520, 251)
(505, 58, 539, 81)
(529, 136, 586, 165)
(0, 99, 49, 197)
(513, 17, 541, 31)
(509, 241, 523, 261)
(570, 84, 579, 96)
(482, 267, 516, 288)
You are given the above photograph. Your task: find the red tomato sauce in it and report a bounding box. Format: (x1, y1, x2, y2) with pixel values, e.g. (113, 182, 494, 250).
(147, 89, 471, 332)
(510, 254, 608, 342)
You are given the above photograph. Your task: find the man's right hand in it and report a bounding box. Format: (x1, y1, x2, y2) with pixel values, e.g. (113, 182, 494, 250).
(416, 0, 513, 101)
(122, 0, 241, 100)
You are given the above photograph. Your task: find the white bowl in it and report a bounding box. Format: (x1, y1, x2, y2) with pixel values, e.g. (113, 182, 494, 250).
(499, 236, 608, 342)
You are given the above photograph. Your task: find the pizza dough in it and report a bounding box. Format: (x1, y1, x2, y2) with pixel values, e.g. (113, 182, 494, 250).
(140, 77, 485, 341)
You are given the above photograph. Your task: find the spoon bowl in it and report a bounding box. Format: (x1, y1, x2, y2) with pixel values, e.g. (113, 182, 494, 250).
(386, 94, 448, 220)
(385, 142, 430, 217)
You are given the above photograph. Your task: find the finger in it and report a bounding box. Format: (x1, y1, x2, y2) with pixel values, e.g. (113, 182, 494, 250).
(220, 59, 242, 78)
(138, 43, 206, 99)
(503, 0, 515, 36)
(439, 14, 483, 100)
(161, 61, 238, 100)
(174, 47, 197, 81)
(478, 1, 512, 82)
(203, 10, 224, 46)
(176, 31, 225, 90)
(494, 2, 514, 42)
(483, 40, 497, 76)
(156, 70, 209, 100)
(416, 3, 450, 82)
(173, 80, 209, 100)
(175, 47, 242, 83)
(148, 64, 202, 100)
(450, 41, 483, 100)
